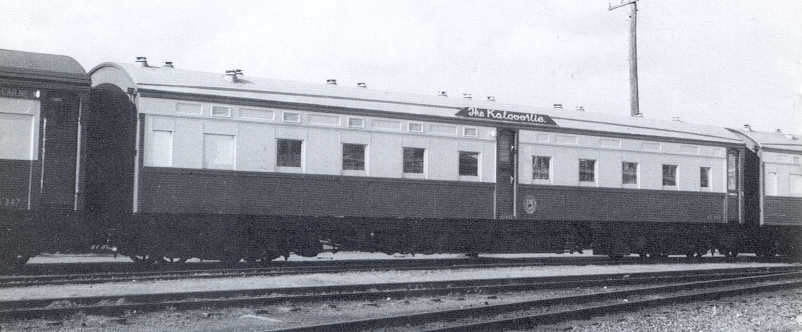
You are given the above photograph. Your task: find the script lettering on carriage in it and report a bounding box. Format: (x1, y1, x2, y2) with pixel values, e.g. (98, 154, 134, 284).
(456, 107, 557, 126)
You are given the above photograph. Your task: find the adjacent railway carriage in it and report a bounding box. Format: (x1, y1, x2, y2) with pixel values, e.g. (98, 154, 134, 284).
(731, 129, 802, 256)
(0, 49, 91, 265)
(85, 58, 761, 263)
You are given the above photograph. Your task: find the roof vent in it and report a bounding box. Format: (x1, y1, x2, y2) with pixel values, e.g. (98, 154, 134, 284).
(786, 134, 798, 140)
(576, 105, 585, 112)
(672, 116, 681, 122)
(553, 103, 563, 110)
(776, 129, 783, 134)
(462, 93, 472, 99)
(224, 69, 243, 82)
(326, 79, 337, 86)
(486, 96, 496, 102)
(357, 82, 367, 88)
(135, 56, 148, 67)
(438, 91, 448, 97)
(163, 61, 174, 68)
(743, 124, 753, 131)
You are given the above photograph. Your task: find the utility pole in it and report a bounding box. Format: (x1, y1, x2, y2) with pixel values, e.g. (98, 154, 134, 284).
(609, 0, 640, 117)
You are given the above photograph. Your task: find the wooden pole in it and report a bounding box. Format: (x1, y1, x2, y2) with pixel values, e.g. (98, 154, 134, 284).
(629, 1, 640, 117)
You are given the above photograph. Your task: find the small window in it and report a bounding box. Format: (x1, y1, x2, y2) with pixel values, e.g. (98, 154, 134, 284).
(282, 111, 301, 123)
(727, 150, 738, 192)
(622, 162, 638, 185)
(663, 164, 678, 186)
(203, 134, 235, 170)
(532, 156, 551, 180)
(342, 144, 366, 171)
(463, 127, 478, 137)
(408, 122, 423, 133)
(347, 117, 365, 129)
(150, 130, 173, 167)
(211, 106, 232, 117)
(403, 147, 425, 173)
(579, 159, 596, 182)
(277, 139, 302, 167)
(700, 167, 711, 188)
(459, 151, 479, 176)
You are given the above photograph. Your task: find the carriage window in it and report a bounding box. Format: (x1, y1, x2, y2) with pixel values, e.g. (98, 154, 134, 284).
(211, 106, 232, 117)
(700, 167, 711, 188)
(579, 159, 596, 182)
(533, 156, 551, 180)
(203, 134, 235, 170)
(403, 147, 424, 173)
(342, 143, 366, 171)
(727, 150, 738, 191)
(347, 117, 365, 129)
(150, 130, 173, 166)
(277, 139, 302, 168)
(662, 164, 678, 186)
(459, 151, 479, 176)
(622, 162, 638, 185)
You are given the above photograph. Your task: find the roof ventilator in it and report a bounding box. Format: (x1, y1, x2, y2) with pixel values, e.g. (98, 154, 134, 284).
(743, 124, 752, 131)
(225, 69, 243, 82)
(672, 116, 681, 122)
(326, 79, 337, 86)
(553, 103, 563, 110)
(163, 61, 174, 68)
(135, 56, 148, 67)
(576, 105, 585, 112)
(487, 96, 496, 102)
(438, 91, 448, 97)
(462, 93, 472, 99)
(357, 82, 367, 88)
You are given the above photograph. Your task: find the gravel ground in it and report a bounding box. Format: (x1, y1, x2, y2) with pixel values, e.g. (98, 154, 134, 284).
(535, 287, 802, 332)
(0, 263, 792, 301)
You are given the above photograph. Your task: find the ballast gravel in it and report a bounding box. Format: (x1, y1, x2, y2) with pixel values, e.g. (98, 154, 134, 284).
(534, 287, 802, 332)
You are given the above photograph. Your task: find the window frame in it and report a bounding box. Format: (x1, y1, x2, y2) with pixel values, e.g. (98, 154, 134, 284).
(463, 127, 479, 137)
(532, 155, 551, 182)
(662, 164, 679, 188)
(458, 151, 480, 178)
(211, 105, 232, 118)
(276, 138, 303, 169)
(408, 122, 424, 133)
(202, 133, 236, 170)
(342, 143, 367, 173)
(282, 111, 302, 123)
(402, 147, 425, 176)
(621, 161, 638, 186)
(347, 117, 365, 129)
(699, 167, 711, 190)
(578, 158, 597, 184)
(148, 130, 174, 167)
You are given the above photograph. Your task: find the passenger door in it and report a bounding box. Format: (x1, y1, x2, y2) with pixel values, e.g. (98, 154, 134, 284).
(495, 128, 517, 219)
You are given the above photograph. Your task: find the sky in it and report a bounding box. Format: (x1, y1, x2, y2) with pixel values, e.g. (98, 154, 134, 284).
(1, 0, 800, 133)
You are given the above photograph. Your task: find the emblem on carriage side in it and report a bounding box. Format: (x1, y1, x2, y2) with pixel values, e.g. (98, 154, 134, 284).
(524, 195, 537, 214)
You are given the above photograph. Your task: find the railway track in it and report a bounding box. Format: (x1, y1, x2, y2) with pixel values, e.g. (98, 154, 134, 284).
(278, 269, 802, 331)
(1, 255, 790, 288)
(0, 266, 798, 324)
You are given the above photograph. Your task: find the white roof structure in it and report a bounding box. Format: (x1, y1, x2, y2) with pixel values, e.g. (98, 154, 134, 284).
(91, 62, 744, 146)
(731, 129, 802, 154)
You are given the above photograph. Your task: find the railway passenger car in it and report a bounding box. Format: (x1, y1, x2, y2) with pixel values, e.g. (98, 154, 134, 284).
(731, 128, 802, 256)
(85, 58, 759, 263)
(0, 49, 91, 265)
